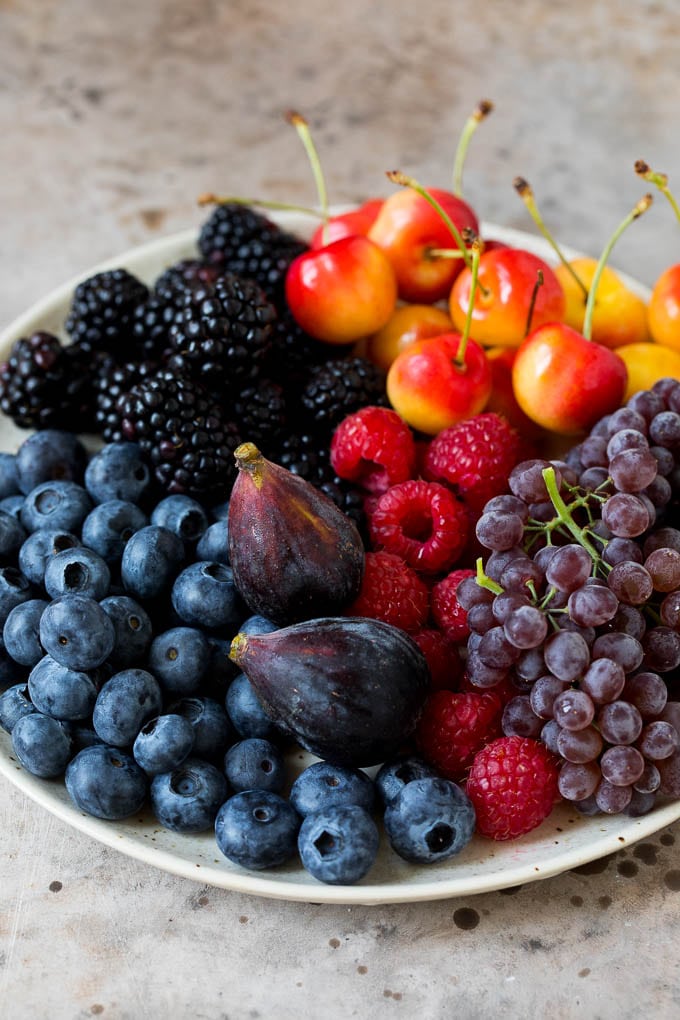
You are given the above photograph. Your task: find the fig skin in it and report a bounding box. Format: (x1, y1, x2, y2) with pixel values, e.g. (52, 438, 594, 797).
(229, 616, 430, 767)
(228, 443, 365, 626)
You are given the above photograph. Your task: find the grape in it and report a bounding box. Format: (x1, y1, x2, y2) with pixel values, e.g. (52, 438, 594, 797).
(527, 500, 555, 523)
(667, 382, 680, 411)
(477, 626, 520, 668)
(544, 544, 592, 592)
(592, 632, 644, 674)
(485, 547, 527, 583)
(597, 701, 643, 744)
(643, 527, 680, 557)
(483, 494, 529, 521)
(634, 762, 661, 794)
(626, 790, 657, 816)
(501, 696, 543, 738)
(607, 561, 653, 605)
(657, 752, 680, 797)
(529, 675, 570, 719)
(603, 537, 643, 567)
(508, 458, 558, 503)
(606, 428, 649, 459)
(573, 795, 602, 816)
(475, 511, 525, 552)
(533, 545, 558, 574)
(660, 702, 680, 732)
(649, 410, 680, 447)
(567, 584, 618, 626)
(638, 721, 679, 761)
(579, 435, 608, 468)
(595, 779, 632, 814)
(558, 761, 601, 801)
(627, 389, 665, 422)
(601, 493, 650, 538)
(456, 575, 494, 610)
(600, 745, 645, 786)
(604, 605, 646, 641)
(515, 646, 546, 683)
(608, 448, 658, 493)
(643, 475, 672, 508)
(541, 719, 562, 755)
(544, 630, 590, 682)
(660, 590, 680, 629)
(579, 467, 611, 492)
(652, 377, 678, 400)
(503, 605, 548, 649)
(606, 407, 647, 436)
(579, 657, 625, 704)
(557, 725, 603, 763)
(553, 689, 595, 731)
(642, 626, 680, 672)
(556, 618, 596, 646)
(466, 652, 508, 689)
(650, 444, 675, 475)
(466, 603, 496, 635)
(492, 591, 530, 624)
(591, 416, 612, 438)
(550, 460, 579, 487)
(499, 557, 544, 594)
(644, 547, 680, 591)
(623, 671, 667, 718)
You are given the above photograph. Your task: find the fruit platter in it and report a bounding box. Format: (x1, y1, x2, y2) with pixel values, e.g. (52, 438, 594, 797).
(2, 108, 680, 904)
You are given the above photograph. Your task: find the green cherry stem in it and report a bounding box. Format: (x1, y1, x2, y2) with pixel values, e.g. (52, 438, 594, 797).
(286, 110, 330, 245)
(635, 160, 680, 225)
(582, 193, 653, 341)
(197, 193, 323, 218)
(452, 99, 494, 199)
(386, 170, 472, 268)
(456, 237, 483, 366)
(542, 466, 602, 562)
(513, 177, 589, 299)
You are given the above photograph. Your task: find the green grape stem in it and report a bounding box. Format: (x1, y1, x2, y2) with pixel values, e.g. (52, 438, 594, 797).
(541, 467, 603, 565)
(475, 558, 503, 595)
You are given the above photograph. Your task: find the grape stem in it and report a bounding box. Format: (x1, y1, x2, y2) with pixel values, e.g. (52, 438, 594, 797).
(475, 557, 503, 595)
(541, 467, 602, 564)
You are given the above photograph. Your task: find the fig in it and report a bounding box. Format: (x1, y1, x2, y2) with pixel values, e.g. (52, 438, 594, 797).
(229, 616, 429, 767)
(228, 443, 364, 626)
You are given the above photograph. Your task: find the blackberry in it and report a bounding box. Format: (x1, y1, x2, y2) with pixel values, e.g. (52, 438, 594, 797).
(300, 356, 388, 435)
(198, 203, 306, 304)
(231, 380, 287, 454)
(264, 307, 339, 392)
(117, 370, 242, 502)
(65, 268, 149, 359)
(166, 273, 276, 397)
(132, 259, 224, 362)
(153, 259, 222, 302)
(94, 357, 160, 441)
(0, 332, 97, 431)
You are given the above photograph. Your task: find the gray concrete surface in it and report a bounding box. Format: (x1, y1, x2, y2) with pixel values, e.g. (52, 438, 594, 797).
(2, 1, 680, 1017)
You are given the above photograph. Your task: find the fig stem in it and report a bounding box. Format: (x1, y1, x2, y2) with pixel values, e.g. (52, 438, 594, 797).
(452, 99, 494, 198)
(234, 442, 265, 488)
(197, 193, 322, 218)
(287, 110, 330, 245)
(635, 160, 680, 225)
(582, 194, 653, 341)
(386, 170, 472, 269)
(455, 236, 482, 366)
(229, 632, 249, 665)
(513, 176, 589, 299)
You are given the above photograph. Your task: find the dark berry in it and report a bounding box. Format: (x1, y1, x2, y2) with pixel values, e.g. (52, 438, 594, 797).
(301, 357, 388, 436)
(0, 333, 96, 431)
(65, 269, 149, 358)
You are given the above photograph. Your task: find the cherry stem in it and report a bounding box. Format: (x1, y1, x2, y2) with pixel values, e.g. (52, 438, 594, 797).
(386, 170, 472, 268)
(456, 238, 483, 365)
(475, 557, 503, 595)
(197, 193, 323, 218)
(425, 247, 466, 260)
(513, 177, 588, 299)
(524, 269, 544, 338)
(541, 466, 602, 563)
(635, 160, 680, 225)
(582, 194, 653, 341)
(286, 111, 330, 244)
(452, 99, 493, 199)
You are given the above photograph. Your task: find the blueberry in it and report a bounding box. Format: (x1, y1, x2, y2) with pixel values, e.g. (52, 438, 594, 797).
(195, 521, 230, 565)
(225, 672, 278, 741)
(290, 761, 375, 817)
(121, 525, 185, 601)
(44, 546, 111, 601)
(374, 755, 438, 807)
(16, 430, 87, 495)
(202, 636, 239, 696)
(0, 635, 24, 686)
(84, 442, 152, 504)
(151, 495, 209, 544)
(168, 696, 235, 761)
(383, 777, 476, 864)
(238, 614, 278, 637)
(150, 757, 228, 833)
(223, 738, 285, 794)
(100, 595, 153, 668)
(40, 594, 116, 670)
(0, 510, 26, 561)
(0, 495, 25, 521)
(18, 529, 81, 587)
(28, 654, 100, 721)
(3, 598, 49, 667)
(65, 744, 148, 820)
(0, 566, 34, 626)
(171, 561, 245, 631)
(0, 452, 20, 499)
(297, 805, 380, 885)
(214, 790, 300, 870)
(92, 668, 163, 747)
(148, 626, 210, 696)
(0, 684, 37, 733)
(20, 480, 92, 534)
(12, 711, 72, 778)
(81, 500, 148, 565)
(210, 500, 230, 522)
(70, 723, 105, 753)
(133, 714, 195, 775)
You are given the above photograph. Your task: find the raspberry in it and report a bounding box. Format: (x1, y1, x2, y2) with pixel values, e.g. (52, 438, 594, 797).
(368, 480, 469, 574)
(424, 412, 524, 513)
(416, 690, 503, 780)
(330, 406, 416, 495)
(347, 551, 429, 633)
(466, 736, 560, 840)
(431, 568, 476, 643)
(410, 628, 464, 691)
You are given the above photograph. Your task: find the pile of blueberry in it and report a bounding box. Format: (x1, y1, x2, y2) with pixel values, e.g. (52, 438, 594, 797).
(0, 428, 475, 885)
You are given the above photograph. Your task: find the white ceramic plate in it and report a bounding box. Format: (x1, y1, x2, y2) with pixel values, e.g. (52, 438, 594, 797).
(1, 212, 676, 906)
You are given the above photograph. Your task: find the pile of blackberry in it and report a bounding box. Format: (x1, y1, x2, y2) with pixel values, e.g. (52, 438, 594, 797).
(0, 204, 387, 517)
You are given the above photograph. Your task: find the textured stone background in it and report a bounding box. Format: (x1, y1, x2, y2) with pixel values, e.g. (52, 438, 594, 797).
(2, 2, 680, 1017)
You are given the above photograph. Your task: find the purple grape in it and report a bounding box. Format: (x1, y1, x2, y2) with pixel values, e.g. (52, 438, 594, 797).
(466, 603, 496, 635)
(634, 762, 661, 794)
(557, 725, 603, 763)
(651, 377, 678, 400)
(553, 688, 595, 731)
(638, 721, 679, 761)
(568, 584, 619, 626)
(644, 547, 680, 592)
(492, 591, 530, 624)
(606, 407, 647, 437)
(623, 671, 667, 718)
(643, 527, 680, 557)
(657, 752, 680, 797)
(456, 575, 494, 610)
(544, 544, 593, 593)
(660, 590, 680, 629)
(515, 646, 546, 683)
(603, 537, 643, 567)
(650, 445, 674, 476)
(558, 761, 601, 801)
(485, 547, 527, 583)
(643, 475, 672, 508)
(597, 700, 643, 744)
(499, 557, 544, 595)
(603, 604, 646, 641)
(482, 494, 529, 521)
(544, 630, 590, 682)
(540, 718, 562, 755)
(600, 745, 645, 786)
(601, 493, 650, 538)
(476, 624, 519, 666)
(606, 428, 649, 459)
(503, 605, 548, 649)
(508, 458, 559, 503)
(579, 436, 608, 468)
(466, 652, 508, 689)
(607, 561, 653, 606)
(580, 467, 612, 492)
(642, 626, 680, 672)
(529, 675, 570, 719)
(475, 511, 525, 552)
(626, 790, 657, 816)
(573, 794, 602, 816)
(592, 632, 644, 674)
(501, 696, 543, 738)
(627, 389, 665, 422)
(608, 448, 658, 493)
(649, 410, 680, 447)
(595, 779, 632, 814)
(579, 658, 625, 704)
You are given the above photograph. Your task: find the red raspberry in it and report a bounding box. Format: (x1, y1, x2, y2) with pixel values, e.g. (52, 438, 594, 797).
(347, 550, 429, 633)
(466, 736, 560, 840)
(416, 689, 503, 780)
(368, 479, 469, 574)
(424, 412, 524, 513)
(431, 568, 475, 643)
(330, 405, 416, 494)
(411, 628, 464, 691)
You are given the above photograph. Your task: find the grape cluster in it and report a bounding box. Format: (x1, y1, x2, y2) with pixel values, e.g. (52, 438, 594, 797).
(460, 379, 680, 818)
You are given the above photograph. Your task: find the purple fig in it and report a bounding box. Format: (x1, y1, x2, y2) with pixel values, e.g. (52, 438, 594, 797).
(228, 443, 364, 626)
(229, 616, 429, 767)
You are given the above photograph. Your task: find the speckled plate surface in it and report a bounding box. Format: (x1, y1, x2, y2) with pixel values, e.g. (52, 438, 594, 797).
(1, 213, 678, 905)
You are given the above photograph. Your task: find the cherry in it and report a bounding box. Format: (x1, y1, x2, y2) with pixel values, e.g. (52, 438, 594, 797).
(365, 304, 453, 372)
(309, 199, 383, 249)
